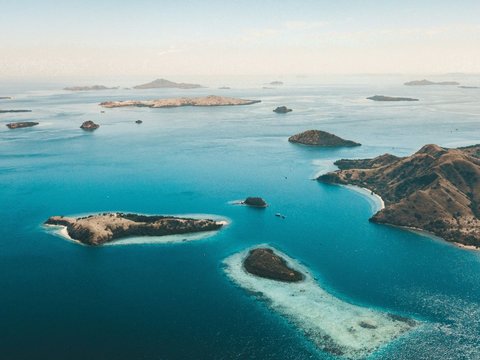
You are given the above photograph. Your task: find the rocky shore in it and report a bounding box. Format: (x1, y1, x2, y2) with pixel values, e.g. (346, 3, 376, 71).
(318, 144, 480, 247)
(44, 212, 224, 246)
(243, 248, 304, 282)
(289, 130, 361, 147)
(100, 95, 261, 109)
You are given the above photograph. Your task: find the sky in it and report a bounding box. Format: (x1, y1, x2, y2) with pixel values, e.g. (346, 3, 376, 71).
(0, 0, 479, 78)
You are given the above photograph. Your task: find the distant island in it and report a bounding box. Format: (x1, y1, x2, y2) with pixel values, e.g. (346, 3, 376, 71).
(6, 121, 39, 129)
(269, 81, 283, 85)
(218, 86, 231, 89)
(289, 130, 361, 147)
(404, 79, 460, 86)
(243, 248, 304, 282)
(100, 95, 261, 109)
(273, 106, 292, 113)
(367, 95, 419, 102)
(0, 96, 12, 99)
(0, 109, 32, 113)
(318, 144, 480, 248)
(459, 86, 479, 89)
(133, 78, 203, 89)
(64, 85, 119, 91)
(45, 212, 225, 246)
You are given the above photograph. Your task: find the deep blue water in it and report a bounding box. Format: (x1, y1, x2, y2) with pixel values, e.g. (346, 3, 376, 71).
(1, 77, 480, 359)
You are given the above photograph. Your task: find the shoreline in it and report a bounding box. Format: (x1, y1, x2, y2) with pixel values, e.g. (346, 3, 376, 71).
(382, 222, 480, 252)
(341, 184, 385, 213)
(334, 184, 478, 252)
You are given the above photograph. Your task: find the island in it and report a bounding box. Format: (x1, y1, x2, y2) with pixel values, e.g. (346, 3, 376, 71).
(80, 120, 100, 130)
(218, 86, 231, 89)
(64, 85, 118, 91)
(317, 144, 480, 248)
(459, 86, 479, 89)
(44, 212, 225, 246)
(269, 81, 283, 85)
(6, 122, 39, 129)
(224, 246, 416, 358)
(243, 248, 304, 282)
(273, 106, 292, 113)
(100, 95, 261, 109)
(367, 95, 419, 102)
(242, 197, 268, 208)
(0, 96, 12, 99)
(404, 79, 460, 86)
(133, 78, 203, 89)
(0, 110, 32, 113)
(289, 130, 361, 147)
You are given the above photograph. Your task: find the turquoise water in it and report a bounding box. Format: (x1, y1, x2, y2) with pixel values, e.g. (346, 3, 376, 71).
(1, 77, 480, 359)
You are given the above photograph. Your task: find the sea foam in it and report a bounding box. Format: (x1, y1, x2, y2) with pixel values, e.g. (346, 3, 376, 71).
(223, 246, 417, 359)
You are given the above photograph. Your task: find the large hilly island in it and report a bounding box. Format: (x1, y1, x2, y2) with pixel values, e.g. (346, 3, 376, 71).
(133, 78, 203, 89)
(318, 144, 480, 247)
(100, 95, 260, 108)
(45, 213, 224, 246)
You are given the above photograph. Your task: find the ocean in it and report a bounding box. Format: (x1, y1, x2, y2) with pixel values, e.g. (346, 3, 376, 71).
(1, 75, 479, 359)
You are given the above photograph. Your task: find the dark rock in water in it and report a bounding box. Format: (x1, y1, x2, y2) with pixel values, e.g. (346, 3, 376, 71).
(0, 109, 32, 113)
(44, 212, 224, 246)
(244, 248, 304, 282)
(359, 321, 378, 329)
(289, 130, 361, 147)
(367, 95, 419, 102)
(387, 314, 417, 327)
(273, 106, 292, 114)
(6, 121, 39, 129)
(135, 120, 143, 124)
(404, 79, 459, 86)
(80, 120, 100, 130)
(243, 197, 268, 208)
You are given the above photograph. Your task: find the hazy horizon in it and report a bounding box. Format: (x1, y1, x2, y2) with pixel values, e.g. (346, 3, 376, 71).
(1, 0, 479, 79)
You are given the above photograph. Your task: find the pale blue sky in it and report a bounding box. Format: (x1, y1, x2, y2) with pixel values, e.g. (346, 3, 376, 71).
(1, 0, 479, 77)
